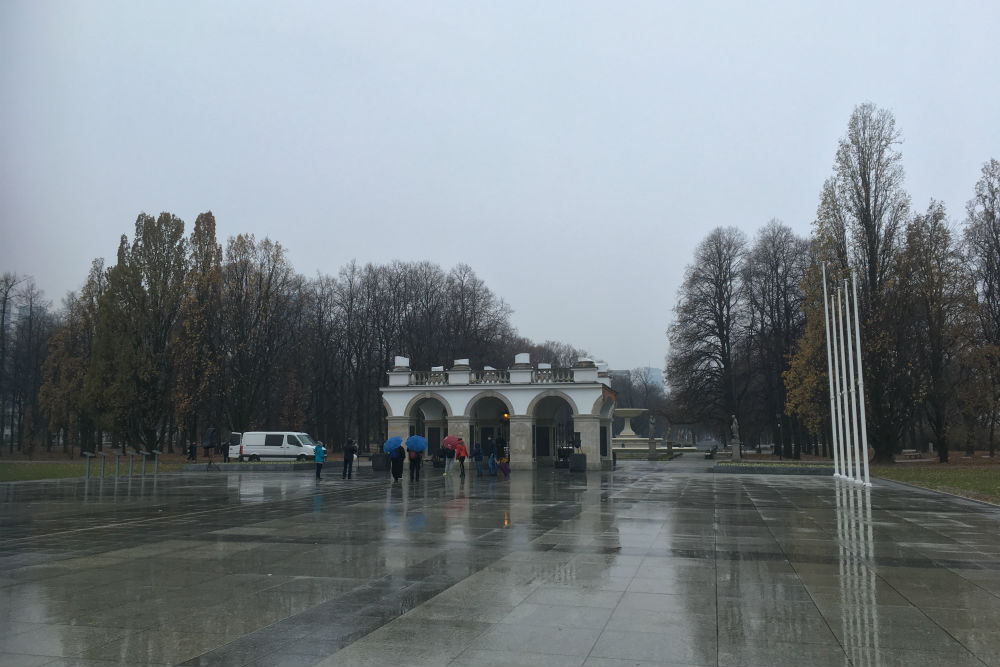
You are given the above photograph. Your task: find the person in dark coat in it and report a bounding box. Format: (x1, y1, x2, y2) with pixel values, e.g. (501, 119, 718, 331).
(409, 447, 422, 482)
(342, 439, 357, 479)
(390, 446, 405, 484)
(472, 442, 484, 477)
(203, 427, 219, 460)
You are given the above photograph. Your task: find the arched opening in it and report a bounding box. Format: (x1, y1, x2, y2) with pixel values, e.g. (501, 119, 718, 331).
(468, 395, 512, 455)
(593, 395, 616, 459)
(531, 395, 575, 462)
(408, 397, 449, 455)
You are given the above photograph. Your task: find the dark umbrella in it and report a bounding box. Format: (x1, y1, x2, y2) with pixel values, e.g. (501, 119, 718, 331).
(406, 435, 428, 452)
(383, 436, 404, 453)
(442, 434, 462, 450)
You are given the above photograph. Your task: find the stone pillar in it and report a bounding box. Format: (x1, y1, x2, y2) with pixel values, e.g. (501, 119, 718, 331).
(600, 419, 613, 468)
(386, 416, 412, 442)
(448, 416, 471, 443)
(509, 415, 533, 470)
(575, 415, 601, 470)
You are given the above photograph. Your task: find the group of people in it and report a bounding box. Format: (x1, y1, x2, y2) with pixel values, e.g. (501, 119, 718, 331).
(315, 438, 358, 480)
(388, 436, 507, 483)
(388, 438, 434, 484)
(317, 436, 509, 484)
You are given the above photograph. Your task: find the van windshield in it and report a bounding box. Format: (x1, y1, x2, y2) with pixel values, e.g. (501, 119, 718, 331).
(298, 434, 317, 447)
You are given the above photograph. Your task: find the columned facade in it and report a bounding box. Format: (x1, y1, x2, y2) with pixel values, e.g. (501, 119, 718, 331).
(380, 354, 616, 470)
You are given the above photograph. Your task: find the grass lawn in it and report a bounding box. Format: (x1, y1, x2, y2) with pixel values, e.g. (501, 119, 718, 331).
(717, 460, 834, 467)
(872, 464, 1000, 505)
(0, 461, 185, 482)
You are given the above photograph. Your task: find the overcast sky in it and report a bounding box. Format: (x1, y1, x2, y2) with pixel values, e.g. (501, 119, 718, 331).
(2, 1, 998, 370)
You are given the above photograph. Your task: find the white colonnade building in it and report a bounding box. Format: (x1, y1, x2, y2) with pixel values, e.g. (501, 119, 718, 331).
(380, 354, 616, 470)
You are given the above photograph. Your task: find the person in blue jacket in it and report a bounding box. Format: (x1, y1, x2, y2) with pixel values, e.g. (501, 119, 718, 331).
(314, 442, 325, 480)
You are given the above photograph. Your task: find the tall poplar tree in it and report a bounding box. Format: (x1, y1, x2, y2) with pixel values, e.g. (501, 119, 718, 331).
(87, 213, 187, 450)
(173, 212, 223, 449)
(813, 103, 910, 462)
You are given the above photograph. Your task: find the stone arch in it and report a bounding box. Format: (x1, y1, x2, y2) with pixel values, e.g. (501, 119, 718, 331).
(463, 390, 514, 418)
(526, 389, 579, 417)
(592, 395, 616, 419)
(382, 397, 394, 418)
(403, 392, 454, 419)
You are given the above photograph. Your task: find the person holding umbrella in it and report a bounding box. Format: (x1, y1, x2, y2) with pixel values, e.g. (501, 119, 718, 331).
(390, 443, 405, 484)
(406, 435, 428, 482)
(382, 436, 402, 483)
(441, 435, 461, 476)
(383, 437, 406, 484)
(455, 439, 469, 477)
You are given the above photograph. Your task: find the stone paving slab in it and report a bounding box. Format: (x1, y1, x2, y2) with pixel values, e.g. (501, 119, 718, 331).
(0, 459, 998, 666)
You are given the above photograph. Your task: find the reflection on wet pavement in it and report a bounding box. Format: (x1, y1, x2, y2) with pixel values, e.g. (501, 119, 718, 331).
(1, 459, 999, 666)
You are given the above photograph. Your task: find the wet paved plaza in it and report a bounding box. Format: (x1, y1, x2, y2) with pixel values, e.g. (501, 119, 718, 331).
(1, 458, 999, 667)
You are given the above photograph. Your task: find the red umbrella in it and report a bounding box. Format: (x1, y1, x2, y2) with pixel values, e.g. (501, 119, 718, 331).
(442, 435, 462, 450)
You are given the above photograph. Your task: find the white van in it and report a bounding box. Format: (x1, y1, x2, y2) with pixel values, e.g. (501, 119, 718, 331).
(235, 432, 324, 462)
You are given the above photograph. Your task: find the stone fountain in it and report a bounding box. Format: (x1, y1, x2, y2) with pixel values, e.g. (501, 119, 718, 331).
(612, 408, 651, 447)
(612, 407, 700, 461)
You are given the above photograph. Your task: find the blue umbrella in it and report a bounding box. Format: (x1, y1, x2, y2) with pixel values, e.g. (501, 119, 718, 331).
(383, 436, 404, 453)
(406, 435, 428, 453)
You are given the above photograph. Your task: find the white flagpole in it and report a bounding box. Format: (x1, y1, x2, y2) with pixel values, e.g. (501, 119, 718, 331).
(822, 264, 841, 478)
(852, 271, 872, 486)
(837, 287, 855, 481)
(831, 287, 847, 479)
(844, 279, 862, 484)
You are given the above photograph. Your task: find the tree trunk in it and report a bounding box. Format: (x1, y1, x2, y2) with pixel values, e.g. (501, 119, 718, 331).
(938, 438, 949, 463)
(990, 417, 996, 458)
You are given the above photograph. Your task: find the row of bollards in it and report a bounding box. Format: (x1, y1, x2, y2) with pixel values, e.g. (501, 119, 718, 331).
(84, 450, 162, 478)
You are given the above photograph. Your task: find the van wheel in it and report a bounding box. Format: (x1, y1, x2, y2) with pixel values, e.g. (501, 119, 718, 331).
(249, 455, 260, 462)
(297, 455, 307, 462)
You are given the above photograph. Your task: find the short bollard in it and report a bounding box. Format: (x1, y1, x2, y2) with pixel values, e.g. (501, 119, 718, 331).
(128, 453, 135, 476)
(140, 451, 150, 475)
(83, 451, 95, 478)
(114, 453, 122, 477)
(152, 450, 162, 475)
(98, 451, 109, 477)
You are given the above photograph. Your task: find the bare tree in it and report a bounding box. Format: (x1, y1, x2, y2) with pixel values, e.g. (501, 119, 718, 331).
(744, 220, 810, 457)
(40, 259, 106, 455)
(9, 279, 55, 455)
(965, 158, 1000, 345)
(220, 234, 296, 432)
(0, 272, 25, 453)
(667, 226, 748, 439)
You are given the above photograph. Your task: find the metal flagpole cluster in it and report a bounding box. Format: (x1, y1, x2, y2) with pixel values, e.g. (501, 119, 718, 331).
(822, 262, 871, 486)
